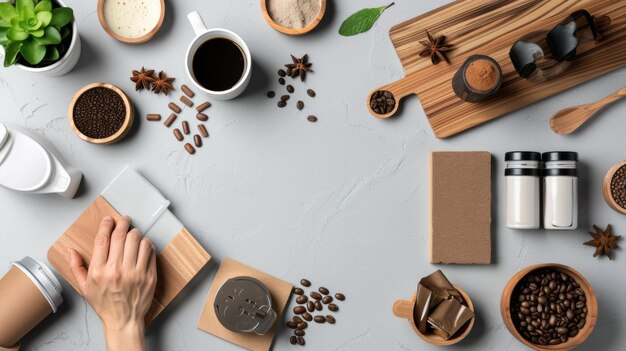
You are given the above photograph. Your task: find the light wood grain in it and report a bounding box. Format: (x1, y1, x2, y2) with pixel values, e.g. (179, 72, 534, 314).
(97, 0, 165, 44)
(500, 263, 598, 351)
(603, 160, 626, 215)
(47, 196, 211, 325)
(368, 0, 626, 138)
(197, 257, 292, 351)
(392, 285, 474, 346)
(68, 82, 134, 144)
(260, 0, 326, 35)
(550, 86, 626, 134)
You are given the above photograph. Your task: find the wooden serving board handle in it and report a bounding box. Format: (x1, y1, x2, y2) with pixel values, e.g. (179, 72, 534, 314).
(367, 73, 420, 119)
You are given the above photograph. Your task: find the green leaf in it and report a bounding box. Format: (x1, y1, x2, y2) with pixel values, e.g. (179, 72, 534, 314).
(19, 5, 35, 22)
(34, 0, 52, 13)
(4, 41, 21, 66)
(60, 25, 69, 39)
(19, 38, 46, 64)
(16, 0, 35, 18)
(7, 27, 29, 41)
(0, 18, 12, 28)
(50, 7, 72, 28)
(34, 25, 59, 44)
(43, 45, 58, 61)
(339, 2, 394, 37)
(36, 10, 51, 27)
(29, 28, 44, 37)
(0, 28, 9, 45)
(0, 3, 17, 22)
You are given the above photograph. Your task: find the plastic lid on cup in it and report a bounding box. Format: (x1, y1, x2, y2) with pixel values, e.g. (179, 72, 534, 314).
(12, 257, 63, 312)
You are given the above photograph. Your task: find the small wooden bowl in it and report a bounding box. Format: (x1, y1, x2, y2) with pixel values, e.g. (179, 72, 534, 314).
(97, 0, 165, 44)
(260, 0, 326, 35)
(392, 285, 475, 346)
(603, 160, 626, 215)
(68, 82, 134, 144)
(501, 263, 598, 351)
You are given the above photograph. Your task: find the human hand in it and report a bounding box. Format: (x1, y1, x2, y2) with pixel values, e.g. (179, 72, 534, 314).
(69, 216, 157, 351)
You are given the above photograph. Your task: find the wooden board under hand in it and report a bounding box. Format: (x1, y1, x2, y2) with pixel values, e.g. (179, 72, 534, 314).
(369, 0, 626, 138)
(47, 196, 211, 325)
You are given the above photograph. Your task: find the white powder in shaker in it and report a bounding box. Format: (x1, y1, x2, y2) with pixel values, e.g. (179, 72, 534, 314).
(267, 0, 321, 29)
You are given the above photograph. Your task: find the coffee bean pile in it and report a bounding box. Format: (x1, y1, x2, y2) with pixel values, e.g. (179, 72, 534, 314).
(610, 165, 626, 209)
(146, 84, 210, 155)
(370, 90, 396, 115)
(511, 269, 587, 346)
(267, 65, 318, 123)
(73, 87, 126, 139)
(286, 279, 345, 346)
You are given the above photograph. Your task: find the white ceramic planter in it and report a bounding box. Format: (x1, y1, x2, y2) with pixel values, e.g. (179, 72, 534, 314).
(12, 0, 81, 76)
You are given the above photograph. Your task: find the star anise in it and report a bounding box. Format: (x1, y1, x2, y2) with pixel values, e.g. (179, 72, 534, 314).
(285, 54, 313, 81)
(151, 71, 175, 96)
(130, 67, 156, 91)
(584, 224, 622, 260)
(418, 30, 454, 65)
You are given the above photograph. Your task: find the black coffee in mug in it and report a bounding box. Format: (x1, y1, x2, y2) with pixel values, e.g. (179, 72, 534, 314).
(192, 38, 245, 92)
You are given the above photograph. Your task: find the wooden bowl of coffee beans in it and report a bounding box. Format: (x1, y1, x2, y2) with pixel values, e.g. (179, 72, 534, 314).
(603, 160, 626, 215)
(69, 82, 134, 144)
(501, 263, 598, 350)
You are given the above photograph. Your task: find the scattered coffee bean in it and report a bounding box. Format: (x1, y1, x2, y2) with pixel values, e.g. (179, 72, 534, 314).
(184, 143, 195, 155)
(197, 124, 209, 138)
(297, 322, 308, 329)
(278, 77, 285, 85)
(325, 315, 336, 324)
(196, 101, 211, 112)
(307, 89, 316, 97)
(322, 296, 333, 304)
(196, 112, 208, 121)
(290, 336, 297, 344)
(297, 336, 305, 345)
(310, 292, 322, 300)
(278, 100, 287, 108)
(173, 128, 183, 141)
(168, 102, 182, 113)
(315, 301, 322, 311)
(293, 316, 303, 323)
(296, 295, 308, 304)
(287, 85, 294, 93)
(72, 87, 126, 139)
(307, 301, 315, 312)
(335, 293, 345, 301)
(194, 134, 202, 148)
(293, 288, 304, 295)
(293, 306, 306, 315)
(182, 121, 190, 134)
(300, 279, 311, 287)
(302, 312, 312, 321)
(297, 101, 304, 110)
(180, 96, 193, 107)
(307, 115, 317, 123)
(281, 95, 290, 101)
(294, 329, 305, 336)
(319, 287, 329, 295)
(370, 90, 396, 115)
(181, 84, 195, 98)
(164, 113, 177, 127)
(328, 303, 339, 312)
(278, 69, 286, 77)
(286, 321, 297, 329)
(267, 91, 275, 98)
(147, 114, 161, 121)
(314, 315, 326, 323)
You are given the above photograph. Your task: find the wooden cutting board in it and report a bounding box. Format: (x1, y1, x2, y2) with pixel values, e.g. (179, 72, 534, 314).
(368, 0, 626, 138)
(47, 196, 211, 325)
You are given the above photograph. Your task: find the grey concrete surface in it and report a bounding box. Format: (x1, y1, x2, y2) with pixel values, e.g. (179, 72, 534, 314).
(1, 0, 625, 350)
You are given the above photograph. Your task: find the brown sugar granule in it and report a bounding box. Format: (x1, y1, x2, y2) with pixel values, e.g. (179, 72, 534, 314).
(73, 87, 126, 139)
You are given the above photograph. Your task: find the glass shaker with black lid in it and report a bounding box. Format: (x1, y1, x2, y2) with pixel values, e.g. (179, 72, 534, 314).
(543, 152, 578, 230)
(505, 151, 541, 229)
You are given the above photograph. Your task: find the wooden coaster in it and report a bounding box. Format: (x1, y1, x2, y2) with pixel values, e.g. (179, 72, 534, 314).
(197, 258, 292, 351)
(47, 196, 211, 324)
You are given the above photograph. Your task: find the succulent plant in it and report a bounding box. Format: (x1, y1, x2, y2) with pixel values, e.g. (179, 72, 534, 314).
(0, 0, 73, 67)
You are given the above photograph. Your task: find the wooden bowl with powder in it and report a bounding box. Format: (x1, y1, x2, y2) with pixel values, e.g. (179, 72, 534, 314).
(261, 0, 326, 35)
(97, 0, 165, 44)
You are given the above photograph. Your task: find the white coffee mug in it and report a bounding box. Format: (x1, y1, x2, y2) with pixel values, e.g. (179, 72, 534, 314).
(186, 11, 252, 100)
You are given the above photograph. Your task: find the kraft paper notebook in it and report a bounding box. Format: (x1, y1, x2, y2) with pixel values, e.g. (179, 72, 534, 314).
(48, 166, 211, 324)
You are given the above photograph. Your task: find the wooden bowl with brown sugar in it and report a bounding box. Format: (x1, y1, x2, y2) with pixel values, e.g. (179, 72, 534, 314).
(501, 263, 598, 351)
(68, 82, 134, 145)
(260, 0, 326, 35)
(603, 160, 626, 215)
(392, 285, 475, 346)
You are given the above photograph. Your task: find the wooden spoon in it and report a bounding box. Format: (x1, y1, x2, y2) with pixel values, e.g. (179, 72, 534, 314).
(550, 87, 626, 135)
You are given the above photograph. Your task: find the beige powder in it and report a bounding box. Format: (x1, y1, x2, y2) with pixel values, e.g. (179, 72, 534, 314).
(267, 0, 321, 29)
